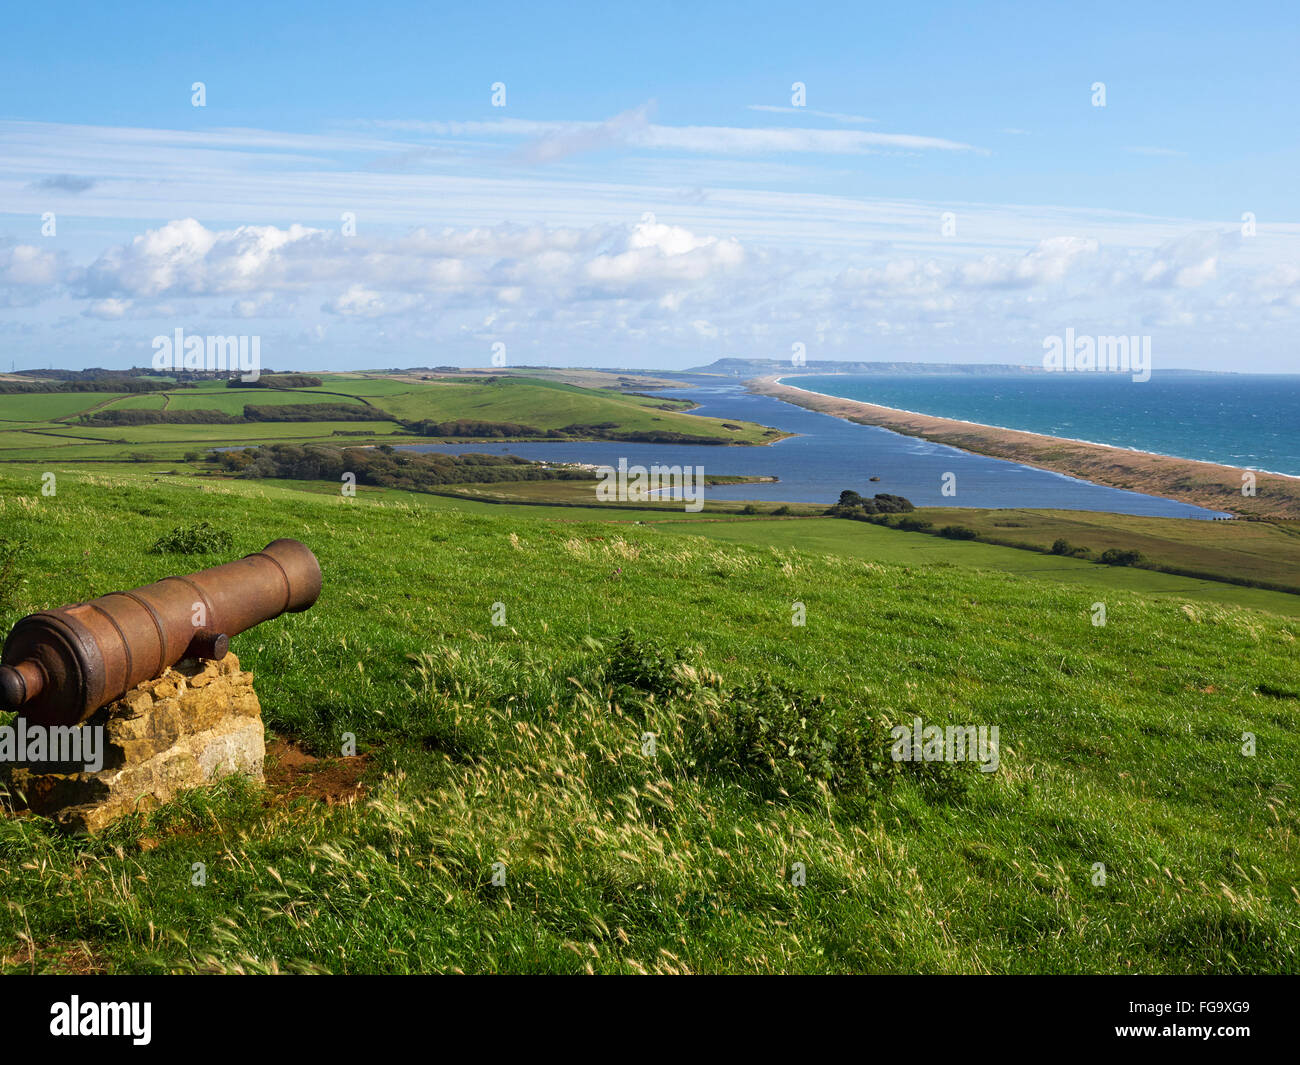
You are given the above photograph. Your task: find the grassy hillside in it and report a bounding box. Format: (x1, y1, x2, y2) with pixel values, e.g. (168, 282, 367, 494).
(1, 467, 1297, 973)
(0, 373, 780, 462)
(906, 507, 1300, 593)
(349, 471, 1300, 610)
(650, 513, 1300, 618)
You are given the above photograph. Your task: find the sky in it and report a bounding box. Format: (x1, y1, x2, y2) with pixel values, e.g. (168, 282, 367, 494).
(1, 0, 1297, 373)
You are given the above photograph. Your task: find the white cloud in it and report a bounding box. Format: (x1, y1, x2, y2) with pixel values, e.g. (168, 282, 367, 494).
(1139, 230, 1237, 289)
(0, 243, 61, 286)
(323, 285, 425, 318)
(746, 105, 876, 124)
(959, 236, 1100, 287)
(81, 218, 324, 298)
(82, 297, 132, 319)
(0, 242, 63, 307)
(368, 115, 981, 155)
(635, 123, 980, 154)
(515, 102, 656, 164)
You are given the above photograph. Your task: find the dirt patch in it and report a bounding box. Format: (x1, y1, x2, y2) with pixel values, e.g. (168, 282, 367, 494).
(264, 737, 368, 805)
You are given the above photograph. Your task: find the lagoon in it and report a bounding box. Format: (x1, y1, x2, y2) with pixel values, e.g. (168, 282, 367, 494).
(400, 376, 1228, 518)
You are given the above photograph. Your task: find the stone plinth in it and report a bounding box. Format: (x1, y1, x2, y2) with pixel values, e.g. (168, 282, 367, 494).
(1, 653, 264, 833)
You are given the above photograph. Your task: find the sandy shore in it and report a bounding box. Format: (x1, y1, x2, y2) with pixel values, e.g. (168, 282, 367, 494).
(749, 375, 1300, 520)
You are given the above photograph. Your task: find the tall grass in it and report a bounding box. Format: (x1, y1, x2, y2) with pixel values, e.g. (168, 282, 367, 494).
(0, 468, 1296, 973)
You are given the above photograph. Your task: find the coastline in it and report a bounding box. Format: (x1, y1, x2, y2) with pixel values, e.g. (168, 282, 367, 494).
(748, 375, 1300, 520)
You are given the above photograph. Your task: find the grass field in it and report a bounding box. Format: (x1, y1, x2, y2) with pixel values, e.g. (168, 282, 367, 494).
(907, 507, 1300, 593)
(375, 477, 1300, 608)
(1, 465, 1297, 973)
(665, 513, 1300, 617)
(0, 372, 780, 462)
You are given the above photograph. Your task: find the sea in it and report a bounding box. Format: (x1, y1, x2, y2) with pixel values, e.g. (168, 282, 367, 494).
(399, 373, 1254, 517)
(783, 372, 1300, 479)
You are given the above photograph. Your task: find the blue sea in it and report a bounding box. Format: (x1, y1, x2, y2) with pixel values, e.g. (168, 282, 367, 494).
(784, 372, 1300, 478)
(401, 375, 1236, 517)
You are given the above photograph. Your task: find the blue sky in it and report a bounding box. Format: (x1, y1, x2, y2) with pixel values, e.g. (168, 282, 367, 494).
(2, 0, 1297, 371)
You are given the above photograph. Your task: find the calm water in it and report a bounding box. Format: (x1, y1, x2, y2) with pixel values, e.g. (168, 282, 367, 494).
(401, 376, 1228, 517)
(785, 372, 1300, 477)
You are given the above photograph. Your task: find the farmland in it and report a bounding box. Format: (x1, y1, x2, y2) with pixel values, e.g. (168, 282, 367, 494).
(0, 371, 782, 463)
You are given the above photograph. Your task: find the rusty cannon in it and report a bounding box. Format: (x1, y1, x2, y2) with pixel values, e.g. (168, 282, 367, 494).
(0, 539, 321, 728)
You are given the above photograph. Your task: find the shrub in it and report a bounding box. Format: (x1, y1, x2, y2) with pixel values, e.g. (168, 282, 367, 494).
(939, 525, 978, 540)
(600, 635, 956, 805)
(1051, 538, 1073, 555)
(896, 517, 933, 532)
(218, 443, 587, 491)
(79, 409, 239, 426)
(826, 491, 915, 519)
(603, 630, 693, 701)
(226, 374, 323, 388)
(684, 677, 838, 799)
(1099, 548, 1144, 566)
(243, 402, 383, 422)
(150, 521, 234, 555)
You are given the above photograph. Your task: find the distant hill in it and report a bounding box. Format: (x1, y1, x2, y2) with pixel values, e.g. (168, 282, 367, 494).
(689, 358, 1041, 376)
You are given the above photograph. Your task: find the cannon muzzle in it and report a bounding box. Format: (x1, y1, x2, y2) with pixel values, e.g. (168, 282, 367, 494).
(0, 538, 321, 727)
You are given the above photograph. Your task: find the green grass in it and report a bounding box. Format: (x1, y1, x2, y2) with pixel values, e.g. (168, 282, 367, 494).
(0, 393, 129, 422)
(1, 466, 1297, 973)
(103, 393, 170, 410)
(673, 515, 1300, 617)
(372, 376, 777, 442)
(0, 374, 779, 463)
(159, 389, 368, 413)
(908, 507, 1300, 593)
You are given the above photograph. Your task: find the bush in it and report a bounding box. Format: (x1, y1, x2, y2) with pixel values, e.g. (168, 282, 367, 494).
(600, 634, 959, 806)
(685, 678, 838, 799)
(79, 409, 239, 426)
(826, 491, 915, 519)
(1099, 548, 1144, 566)
(740, 504, 759, 515)
(150, 521, 234, 555)
(401, 418, 545, 438)
(939, 525, 978, 540)
(1051, 538, 1073, 555)
(218, 443, 588, 491)
(603, 630, 693, 701)
(227, 374, 323, 388)
(772, 505, 792, 516)
(243, 403, 384, 422)
(896, 517, 933, 532)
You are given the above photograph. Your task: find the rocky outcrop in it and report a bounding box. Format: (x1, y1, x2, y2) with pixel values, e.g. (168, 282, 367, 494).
(1, 654, 264, 833)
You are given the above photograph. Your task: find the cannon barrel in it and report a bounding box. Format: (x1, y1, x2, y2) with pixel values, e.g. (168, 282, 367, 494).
(0, 539, 320, 727)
